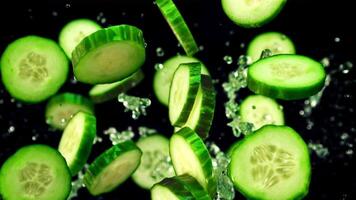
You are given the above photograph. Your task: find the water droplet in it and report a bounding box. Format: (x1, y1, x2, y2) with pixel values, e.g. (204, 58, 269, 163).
(154, 63, 164, 70)
(260, 49, 273, 59)
(223, 56, 233, 65)
(240, 43, 245, 49)
(138, 126, 156, 137)
(118, 93, 151, 120)
(52, 11, 58, 17)
(308, 142, 329, 158)
(8, 126, 15, 133)
(65, 3, 71, 8)
(225, 41, 230, 47)
(346, 149, 353, 155)
(100, 18, 107, 24)
(156, 47, 164, 57)
(320, 57, 330, 67)
(199, 45, 204, 51)
(121, 12, 126, 16)
(334, 37, 341, 42)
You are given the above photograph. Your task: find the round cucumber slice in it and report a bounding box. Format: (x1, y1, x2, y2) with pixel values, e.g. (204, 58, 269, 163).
(72, 25, 146, 84)
(0, 145, 71, 200)
(84, 141, 142, 196)
(0, 36, 69, 103)
(169, 62, 201, 126)
(58, 112, 96, 176)
(151, 174, 212, 200)
(89, 69, 144, 103)
(45, 93, 94, 130)
(132, 134, 175, 189)
(153, 55, 209, 106)
(170, 127, 216, 196)
(247, 32, 296, 63)
(229, 125, 311, 200)
(59, 18, 102, 59)
(247, 54, 326, 100)
(222, 0, 286, 28)
(155, 0, 199, 56)
(240, 95, 284, 131)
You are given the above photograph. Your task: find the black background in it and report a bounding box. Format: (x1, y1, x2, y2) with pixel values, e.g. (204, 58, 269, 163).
(0, 0, 355, 199)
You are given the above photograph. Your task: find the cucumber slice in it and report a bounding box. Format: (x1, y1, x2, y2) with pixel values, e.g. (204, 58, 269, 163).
(240, 95, 284, 131)
(155, 0, 199, 56)
(84, 141, 142, 196)
(0, 145, 71, 200)
(229, 125, 311, 200)
(89, 69, 144, 103)
(182, 75, 216, 139)
(0, 36, 68, 103)
(170, 127, 216, 196)
(247, 54, 326, 100)
(59, 18, 102, 59)
(58, 111, 96, 176)
(132, 134, 175, 189)
(151, 174, 212, 200)
(169, 62, 201, 126)
(72, 25, 146, 84)
(45, 93, 94, 130)
(222, 0, 286, 28)
(247, 32, 296, 63)
(153, 55, 209, 106)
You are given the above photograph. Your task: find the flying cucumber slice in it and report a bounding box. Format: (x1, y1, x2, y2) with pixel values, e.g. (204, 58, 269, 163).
(89, 69, 144, 103)
(84, 141, 142, 196)
(169, 62, 201, 126)
(222, 0, 286, 28)
(170, 127, 216, 196)
(240, 95, 284, 131)
(72, 24, 146, 84)
(0, 35, 68, 103)
(0, 145, 71, 200)
(247, 32, 296, 63)
(58, 112, 96, 176)
(154, 55, 209, 106)
(229, 125, 311, 200)
(132, 134, 175, 189)
(181, 75, 216, 139)
(59, 18, 102, 59)
(151, 174, 212, 200)
(45, 93, 94, 130)
(247, 54, 326, 100)
(155, 0, 199, 56)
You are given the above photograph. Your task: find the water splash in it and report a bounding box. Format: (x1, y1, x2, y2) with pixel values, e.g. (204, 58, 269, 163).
(228, 118, 254, 137)
(138, 126, 157, 138)
(118, 93, 151, 120)
(67, 165, 88, 200)
(150, 155, 175, 181)
(104, 127, 135, 145)
(260, 49, 273, 59)
(308, 142, 329, 158)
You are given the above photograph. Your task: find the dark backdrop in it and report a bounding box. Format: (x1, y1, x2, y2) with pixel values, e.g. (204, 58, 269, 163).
(0, 0, 355, 199)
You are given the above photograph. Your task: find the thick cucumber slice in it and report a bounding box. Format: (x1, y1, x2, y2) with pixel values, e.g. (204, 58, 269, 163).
(169, 62, 201, 126)
(58, 112, 96, 176)
(155, 0, 199, 56)
(222, 0, 286, 28)
(0, 145, 71, 200)
(247, 32, 296, 63)
(240, 95, 284, 131)
(72, 25, 146, 84)
(170, 127, 216, 196)
(59, 18, 102, 59)
(89, 69, 144, 103)
(84, 141, 142, 196)
(153, 55, 209, 106)
(45, 93, 94, 130)
(132, 134, 175, 189)
(247, 54, 326, 100)
(182, 75, 216, 139)
(151, 174, 212, 200)
(0, 36, 68, 103)
(229, 125, 311, 200)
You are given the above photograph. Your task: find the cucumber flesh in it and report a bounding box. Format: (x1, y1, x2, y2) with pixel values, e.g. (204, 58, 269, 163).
(247, 54, 326, 100)
(154, 55, 209, 106)
(45, 93, 94, 130)
(84, 141, 142, 196)
(0, 36, 68, 103)
(132, 134, 175, 189)
(0, 145, 71, 200)
(59, 18, 102, 59)
(247, 32, 296, 63)
(58, 112, 96, 176)
(229, 125, 311, 200)
(240, 95, 284, 131)
(72, 25, 146, 84)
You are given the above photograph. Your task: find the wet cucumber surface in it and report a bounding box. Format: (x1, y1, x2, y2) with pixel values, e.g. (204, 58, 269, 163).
(0, 0, 355, 199)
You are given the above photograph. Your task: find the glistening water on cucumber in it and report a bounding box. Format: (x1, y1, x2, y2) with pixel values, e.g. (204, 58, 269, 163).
(0, 145, 71, 200)
(0, 36, 68, 103)
(72, 24, 146, 84)
(247, 54, 326, 100)
(229, 125, 311, 200)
